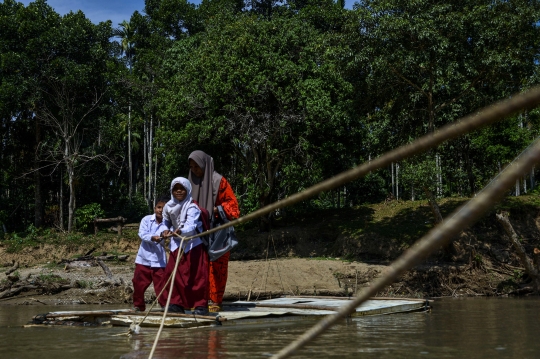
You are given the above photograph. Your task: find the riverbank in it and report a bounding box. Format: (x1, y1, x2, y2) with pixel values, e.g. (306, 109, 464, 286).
(2, 195, 540, 306)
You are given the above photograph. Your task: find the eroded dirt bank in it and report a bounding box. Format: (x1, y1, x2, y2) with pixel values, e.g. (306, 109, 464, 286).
(2, 198, 540, 306)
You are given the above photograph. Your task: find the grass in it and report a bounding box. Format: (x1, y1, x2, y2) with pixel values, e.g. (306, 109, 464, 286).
(44, 262, 63, 269)
(76, 280, 94, 289)
(2, 194, 540, 260)
(38, 273, 66, 283)
(2, 227, 139, 254)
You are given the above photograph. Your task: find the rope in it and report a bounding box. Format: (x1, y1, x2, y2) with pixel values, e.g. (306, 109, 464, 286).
(268, 122, 540, 358)
(140, 86, 540, 358)
(148, 234, 187, 359)
(176, 86, 540, 244)
(127, 268, 174, 335)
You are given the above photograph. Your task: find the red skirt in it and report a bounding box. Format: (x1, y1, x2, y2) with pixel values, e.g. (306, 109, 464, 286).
(162, 244, 209, 309)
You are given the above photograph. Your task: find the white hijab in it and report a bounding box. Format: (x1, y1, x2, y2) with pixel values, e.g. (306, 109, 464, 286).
(164, 177, 194, 230)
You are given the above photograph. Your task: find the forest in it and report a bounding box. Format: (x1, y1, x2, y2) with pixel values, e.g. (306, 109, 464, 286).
(2, 0, 540, 234)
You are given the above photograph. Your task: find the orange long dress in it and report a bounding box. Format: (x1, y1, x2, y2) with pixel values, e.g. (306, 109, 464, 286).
(209, 177, 240, 308)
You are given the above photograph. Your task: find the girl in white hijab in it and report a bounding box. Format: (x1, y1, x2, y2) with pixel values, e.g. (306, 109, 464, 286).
(161, 177, 209, 315)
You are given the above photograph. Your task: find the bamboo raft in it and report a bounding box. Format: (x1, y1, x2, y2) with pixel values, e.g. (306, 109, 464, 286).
(25, 296, 431, 329)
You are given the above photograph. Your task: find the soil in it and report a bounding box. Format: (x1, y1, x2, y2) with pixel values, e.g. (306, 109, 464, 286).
(2, 200, 539, 307)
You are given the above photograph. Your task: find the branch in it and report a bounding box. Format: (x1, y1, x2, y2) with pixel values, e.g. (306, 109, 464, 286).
(495, 212, 538, 277)
(389, 65, 427, 98)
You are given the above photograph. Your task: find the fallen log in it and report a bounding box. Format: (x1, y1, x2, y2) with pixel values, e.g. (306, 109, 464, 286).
(7, 273, 19, 282)
(5, 261, 19, 275)
(496, 211, 540, 292)
(94, 217, 126, 235)
(97, 259, 113, 279)
(0, 285, 39, 299)
(64, 261, 95, 270)
(95, 255, 129, 261)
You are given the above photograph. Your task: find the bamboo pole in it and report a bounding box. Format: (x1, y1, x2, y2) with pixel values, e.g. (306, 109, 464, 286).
(270, 136, 540, 359)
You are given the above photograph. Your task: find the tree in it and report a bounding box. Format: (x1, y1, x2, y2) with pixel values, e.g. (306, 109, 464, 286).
(113, 20, 136, 201)
(34, 11, 115, 232)
(353, 0, 540, 198)
(158, 12, 353, 228)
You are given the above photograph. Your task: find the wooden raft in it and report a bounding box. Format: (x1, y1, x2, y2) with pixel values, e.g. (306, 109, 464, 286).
(25, 297, 430, 329)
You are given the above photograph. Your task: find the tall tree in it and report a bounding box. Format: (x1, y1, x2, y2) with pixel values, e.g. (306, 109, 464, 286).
(113, 20, 136, 201)
(158, 12, 353, 227)
(34, 11, 114, 232)
(353, 0, 540, 197)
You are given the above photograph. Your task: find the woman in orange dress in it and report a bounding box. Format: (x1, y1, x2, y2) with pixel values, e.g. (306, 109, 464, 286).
(188, 150, 240, 312)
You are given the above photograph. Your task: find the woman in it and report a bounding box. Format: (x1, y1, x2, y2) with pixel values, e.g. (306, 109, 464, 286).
(161, 177, 209, 315)
(188, 150, 240, 312)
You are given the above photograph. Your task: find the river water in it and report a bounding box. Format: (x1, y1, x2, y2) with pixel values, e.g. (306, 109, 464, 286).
(1, 297, 539, 358)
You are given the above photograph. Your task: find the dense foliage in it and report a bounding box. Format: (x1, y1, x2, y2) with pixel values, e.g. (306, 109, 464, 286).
(1, 0, 540, 233)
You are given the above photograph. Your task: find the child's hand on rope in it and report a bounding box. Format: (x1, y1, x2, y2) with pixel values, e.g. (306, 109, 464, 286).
(160, 230, 173, 238)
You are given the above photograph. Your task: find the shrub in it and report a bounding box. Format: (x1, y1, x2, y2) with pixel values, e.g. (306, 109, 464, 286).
(75, 203, 105, 232)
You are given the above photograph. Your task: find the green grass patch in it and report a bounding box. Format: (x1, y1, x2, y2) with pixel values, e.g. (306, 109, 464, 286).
(37, 274, 66, 283)
(76, 280, 94, 289)
(2, 229, 137, 254)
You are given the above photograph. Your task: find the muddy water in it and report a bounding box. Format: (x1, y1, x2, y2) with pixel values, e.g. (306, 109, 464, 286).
(1, 297, 539, 359)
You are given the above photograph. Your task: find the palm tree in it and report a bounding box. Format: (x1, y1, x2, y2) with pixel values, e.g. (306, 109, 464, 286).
(113, 20, 136, 200)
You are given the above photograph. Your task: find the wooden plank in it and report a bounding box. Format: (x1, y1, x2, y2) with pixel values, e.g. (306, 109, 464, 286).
(110, 315, 215, 328)
(115, 312, 226, 322)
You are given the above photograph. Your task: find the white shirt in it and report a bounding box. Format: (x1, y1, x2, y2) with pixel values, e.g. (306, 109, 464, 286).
(135, 214, 168, 268)
(163, 204, 203, 254)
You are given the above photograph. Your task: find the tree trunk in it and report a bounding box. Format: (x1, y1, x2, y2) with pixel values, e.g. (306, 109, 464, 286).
(423, 186, 443, 224)
(128, 103, 132, 201)
(153, 121, 159, 206)
(34, 118, 43, 228)
(148, 114, 153, 208)
(143, 115, 147, 205)
(67, 160, 75, 232)
(391, 163, 395, 197)
(436, 154, 442, 197)
(463, 147, 475, 196)
(396, 163, 399, 200)
(59, 168, 64, 231)
(496, 212, 540, 292)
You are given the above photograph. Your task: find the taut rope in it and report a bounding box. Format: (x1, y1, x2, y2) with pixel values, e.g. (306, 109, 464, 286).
(144, 86, 540, 358)
(175, 86, 540, 244)
(270, 134, 540, 359)
(148, 234, 187, 359)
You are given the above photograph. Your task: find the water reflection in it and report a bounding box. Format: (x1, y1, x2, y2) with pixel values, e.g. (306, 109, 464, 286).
(1, 298, 540, 359)
(122, 328, 228, 359)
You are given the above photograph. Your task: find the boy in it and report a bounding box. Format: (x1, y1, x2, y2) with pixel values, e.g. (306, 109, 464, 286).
(131, 197, 169, 312)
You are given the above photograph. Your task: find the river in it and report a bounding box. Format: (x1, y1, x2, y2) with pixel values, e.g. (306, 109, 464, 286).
(1, 297, 539, 358)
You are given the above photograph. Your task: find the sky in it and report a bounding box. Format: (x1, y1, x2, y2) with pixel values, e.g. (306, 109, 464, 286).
(19, 0, 354, 27)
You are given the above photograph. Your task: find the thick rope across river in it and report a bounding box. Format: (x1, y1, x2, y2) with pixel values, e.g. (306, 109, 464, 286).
(147, 86, 540, 359)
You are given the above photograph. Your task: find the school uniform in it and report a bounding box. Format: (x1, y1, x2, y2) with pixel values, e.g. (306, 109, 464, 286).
(132, 214, 168, 311)
(162, 177, 209, 311)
